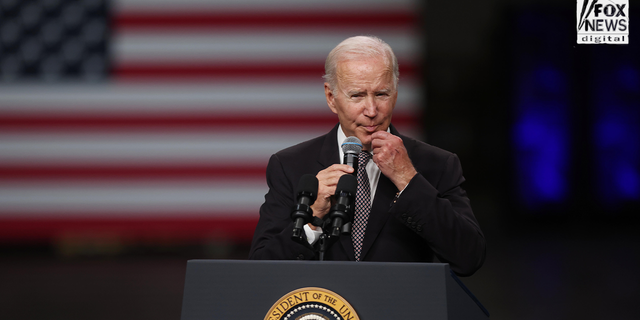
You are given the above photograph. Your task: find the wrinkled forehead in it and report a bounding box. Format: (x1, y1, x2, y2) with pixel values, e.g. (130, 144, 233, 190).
(335, 57, 395, 87)
(335, 49, 393, 70)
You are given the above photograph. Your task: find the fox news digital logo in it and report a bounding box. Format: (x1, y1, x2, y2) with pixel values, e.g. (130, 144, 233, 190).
(577, 0, 629, 44)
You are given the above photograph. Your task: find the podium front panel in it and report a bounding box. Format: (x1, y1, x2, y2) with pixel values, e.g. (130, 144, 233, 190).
(180, 260, 488, 320)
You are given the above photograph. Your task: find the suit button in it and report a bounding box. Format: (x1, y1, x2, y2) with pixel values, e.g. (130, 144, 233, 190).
(416, 225, 423, 232)
(402, 213, 407, 218)
(296, 254, 304, 260)
(406, 217, 413, 223)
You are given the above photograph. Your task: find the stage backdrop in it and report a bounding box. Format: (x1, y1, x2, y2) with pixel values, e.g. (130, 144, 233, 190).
(0, 0, 424, 245)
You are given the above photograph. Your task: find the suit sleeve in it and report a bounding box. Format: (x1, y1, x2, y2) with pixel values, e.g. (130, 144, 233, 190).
(389, 153, 486, 276)
(248, 154, 317, 260)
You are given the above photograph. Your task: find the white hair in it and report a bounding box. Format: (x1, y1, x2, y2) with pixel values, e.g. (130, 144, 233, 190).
(322, 36, 399, 92)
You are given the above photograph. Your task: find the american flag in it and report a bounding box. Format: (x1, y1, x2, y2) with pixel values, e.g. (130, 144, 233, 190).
(0, 0, 423, 245)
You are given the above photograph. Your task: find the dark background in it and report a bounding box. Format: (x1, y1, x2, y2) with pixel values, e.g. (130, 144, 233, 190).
(2, 1, 639, 320)
(425, 2, 639, 319)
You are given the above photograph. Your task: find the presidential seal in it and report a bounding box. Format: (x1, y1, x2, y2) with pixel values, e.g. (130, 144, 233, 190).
(264, 287, 360, 320)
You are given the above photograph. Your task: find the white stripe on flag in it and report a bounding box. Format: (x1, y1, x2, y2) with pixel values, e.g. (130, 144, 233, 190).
(0, 82, 420, 113)
(0, 131, 323, 165)
(114, 32, 419, 64)
(0, 180, 266, 217)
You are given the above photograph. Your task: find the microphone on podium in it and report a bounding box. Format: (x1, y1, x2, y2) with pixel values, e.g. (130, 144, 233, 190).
(291, 174, 318, 240)
(328, 174, 357, 237)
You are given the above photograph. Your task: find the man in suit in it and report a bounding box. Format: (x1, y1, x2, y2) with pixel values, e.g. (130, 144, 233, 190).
(249, 36, 485, 276)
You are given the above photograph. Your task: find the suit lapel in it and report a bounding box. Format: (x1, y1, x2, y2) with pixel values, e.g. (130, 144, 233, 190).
(359, 173, 395, 260)
(318, 124, 341, 168)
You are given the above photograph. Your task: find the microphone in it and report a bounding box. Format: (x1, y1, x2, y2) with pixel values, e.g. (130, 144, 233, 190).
(291, 174, 318, 240)
(341, 136, 363, 176)
(328, 174, 357, 238)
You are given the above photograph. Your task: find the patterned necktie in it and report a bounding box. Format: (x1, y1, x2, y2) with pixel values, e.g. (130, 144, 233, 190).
(352, 151, 372, 261)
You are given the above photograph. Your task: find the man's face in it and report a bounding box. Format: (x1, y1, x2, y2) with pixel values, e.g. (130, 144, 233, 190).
(325, 57, 397, 151)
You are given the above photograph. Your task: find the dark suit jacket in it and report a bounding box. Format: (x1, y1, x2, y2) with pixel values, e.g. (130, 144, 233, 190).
(249, 124, 486, 276)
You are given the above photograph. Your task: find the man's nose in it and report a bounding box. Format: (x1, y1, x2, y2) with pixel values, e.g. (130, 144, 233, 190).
(363, 95, 378, 117)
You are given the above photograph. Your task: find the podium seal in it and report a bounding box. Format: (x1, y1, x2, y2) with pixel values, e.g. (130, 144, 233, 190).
(264, 287, 360, 320)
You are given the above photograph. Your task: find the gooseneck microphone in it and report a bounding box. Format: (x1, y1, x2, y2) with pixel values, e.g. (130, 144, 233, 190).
(291, 174, 318, 240)
(341, 136, 363, 176)
(328, 174, 357, 238)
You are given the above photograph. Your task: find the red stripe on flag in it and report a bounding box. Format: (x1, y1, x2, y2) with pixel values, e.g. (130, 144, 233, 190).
(0, 217, 258, 243)
(113, 63, 418, 79)
(0, 113, 420, 130)
(0, 165, 266, 180)
(114, 11, 417, 29)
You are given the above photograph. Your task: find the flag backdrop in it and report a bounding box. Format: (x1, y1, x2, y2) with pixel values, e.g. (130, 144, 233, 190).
(0, 0, 423, 244)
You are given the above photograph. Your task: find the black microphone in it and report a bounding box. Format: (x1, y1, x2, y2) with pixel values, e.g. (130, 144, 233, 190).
(328, 174, 357, 238)
(341, 136, 363, 176)
(291, 174, 318, 240)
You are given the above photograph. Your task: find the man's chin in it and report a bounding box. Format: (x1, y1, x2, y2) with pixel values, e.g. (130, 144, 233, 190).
(355, 134, 373, 151)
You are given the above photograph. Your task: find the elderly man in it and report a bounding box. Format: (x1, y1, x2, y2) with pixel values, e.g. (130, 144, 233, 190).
(249, 36, 485, 276)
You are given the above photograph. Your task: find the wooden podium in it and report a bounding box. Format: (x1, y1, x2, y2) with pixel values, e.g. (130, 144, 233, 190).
(180, 260, 489, 319)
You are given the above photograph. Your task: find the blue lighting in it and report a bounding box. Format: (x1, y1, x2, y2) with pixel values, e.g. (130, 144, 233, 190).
(511, 10, 639, 213)
(593, 64, 640, 205)
(513, 66, 570, 209)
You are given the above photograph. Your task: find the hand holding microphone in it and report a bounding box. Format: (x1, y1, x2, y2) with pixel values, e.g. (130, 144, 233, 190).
(303, 136, 362, 237)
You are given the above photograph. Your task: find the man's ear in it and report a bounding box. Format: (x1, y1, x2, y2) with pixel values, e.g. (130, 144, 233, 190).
(324, 83, 338, 114)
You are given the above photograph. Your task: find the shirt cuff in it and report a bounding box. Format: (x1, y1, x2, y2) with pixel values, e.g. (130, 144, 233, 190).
(303, 224, 323, 245)
(393, 176, 414, 203)
(397, 179, 411, 196)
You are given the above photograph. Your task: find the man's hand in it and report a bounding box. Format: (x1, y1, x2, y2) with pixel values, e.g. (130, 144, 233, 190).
(309, 164, 354, 225)
(371, 131, 417, 191)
